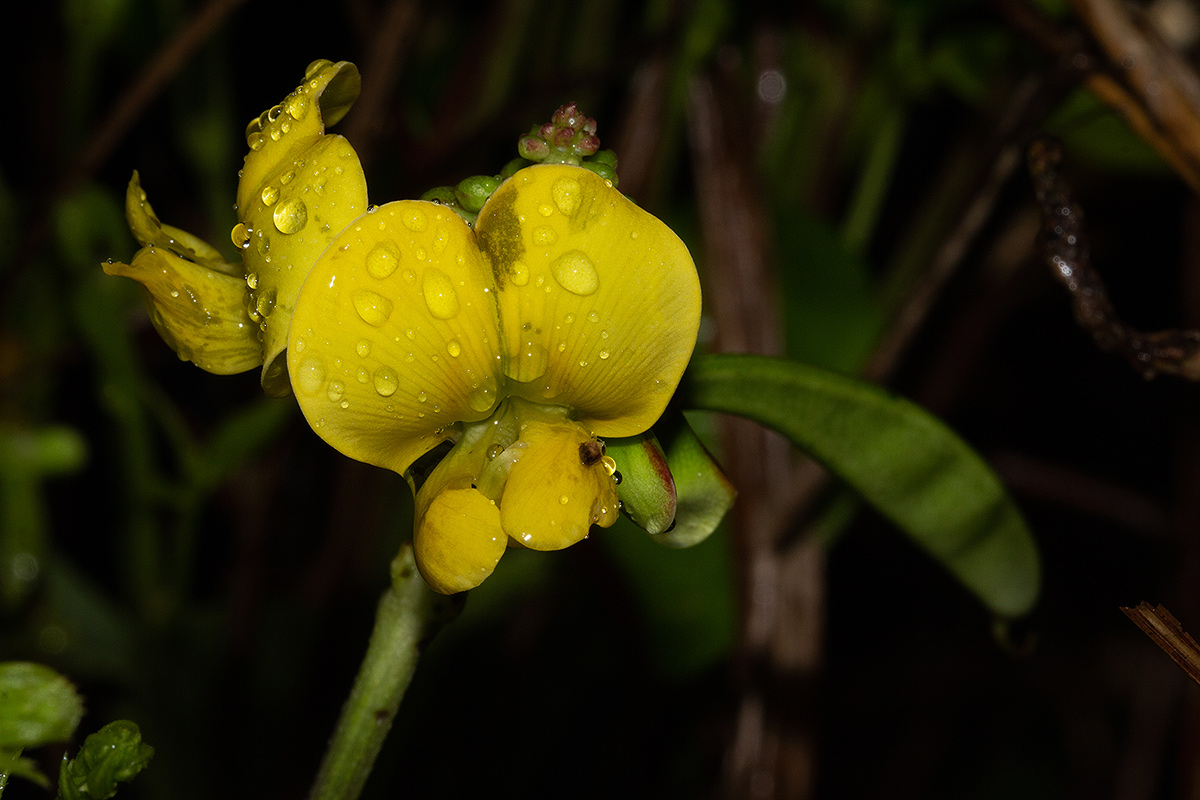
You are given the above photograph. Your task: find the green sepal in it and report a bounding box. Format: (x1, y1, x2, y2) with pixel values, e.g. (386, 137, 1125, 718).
(606, 431, 676, 535)
(0, 663, 84, 751)
(56, 721, 152, 800)
(2, 749, 51, 789)
(652, 414, 735, 547)
(453, 175, 502, 213)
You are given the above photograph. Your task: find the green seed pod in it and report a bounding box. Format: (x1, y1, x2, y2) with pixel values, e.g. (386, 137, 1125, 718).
(454, 175, 503, 213)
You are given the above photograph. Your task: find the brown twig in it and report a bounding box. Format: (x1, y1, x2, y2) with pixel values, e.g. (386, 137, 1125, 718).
(1026, 136, 1200, 379)
(1122, 603, 1200, 688)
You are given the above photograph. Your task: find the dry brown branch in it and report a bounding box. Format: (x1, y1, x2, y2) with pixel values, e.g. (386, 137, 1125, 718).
(1122, 603, 1200, 688)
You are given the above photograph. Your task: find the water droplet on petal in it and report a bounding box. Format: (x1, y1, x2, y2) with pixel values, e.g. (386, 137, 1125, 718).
(366, 241, 401, 279)
(469, 385, 496, 412)
(356, 339, 371, 358)
(552, 177, 582, 217)
(551, 250, 599, 296)
(422, 269, 460, 319)
(559, 495, 570, 505)
(447, 340, 461, 357)
(403, 208, 428, 231)
(357, 367, 370, 383)
(487, 443, 504, 460)
(247, 132, 265, 151)
(327, 380, 345, 402)
(305, 58, 331, 78)
(231, 223, 251, 249)
(599, 350, 610, 359)
(255, 289, 276, 318)
(273, 198, 308, 234)
(296, 358, 326, 396)
(353, 290, 394, 327)
(284, 92, 310, 120)
(417, 391, 428, 403)
(261, 185, 279, 206)
(587, 311, 600, 323)
(373, 367, 398, 396)
(538, 204, 554, 217)
(533, 226, 557, 245)
(511, 261, 529, 286)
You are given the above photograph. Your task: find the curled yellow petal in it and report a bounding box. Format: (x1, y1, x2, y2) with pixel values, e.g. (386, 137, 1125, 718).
(123, 171, 240, 277)
(415, 488, 507, 594)
(234, 60, 368, 396)
(476, 165, 701, 437)
(288, 201, 503, 476)
(499, 415, 619, 550)
(104, 247, 260, 374)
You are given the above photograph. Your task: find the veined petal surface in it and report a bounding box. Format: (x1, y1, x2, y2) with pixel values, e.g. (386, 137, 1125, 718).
(289, 202, 503, 476)
(476, 165, 701, 436)
(237, 134, 368, 395)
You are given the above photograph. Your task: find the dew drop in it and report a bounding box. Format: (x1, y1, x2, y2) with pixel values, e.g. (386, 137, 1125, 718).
(551, 250, 599, 296)
(295, 358, 326, 396)
(356, 339, 372, 358)
(245, 272, 259, 289)
(469, 385, 496, 412)
(353, 289, 394, 327)
(587, 311, 600, 323)
(422, 269, 460, 319)
(373, 367, 398, 397)
(403, 208, 428, 232)
(327, 380, 345, 402)
(247, 132, 265, 151)
(231, 223, 251, 249)
(255, 289, 276, 318)
(538, 203, 554, 217)
(357, 367, 370, 383)
(261, 185, 279, 206)
(533, 226, 557, 245)
(305, 58, 331, 78)
(366, 241, 401, 279)
(511, 261, 529, 286)
(559, 495, 570, 505)
(284, 92, 310, 120)
(447, 340, 461, 357)
(417, 391, 428, 403)
(486, 443, 504, 460)
(552, 176, 582, 217)
(599, 350, 610, 360)
(273, 198, 308, 234)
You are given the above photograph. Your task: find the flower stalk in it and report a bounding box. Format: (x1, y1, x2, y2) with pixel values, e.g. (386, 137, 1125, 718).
(307, 545, 461, 800)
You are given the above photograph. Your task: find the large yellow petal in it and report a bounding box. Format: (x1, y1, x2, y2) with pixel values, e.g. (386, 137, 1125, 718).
(499, 416, 619, 550)
(288, 201, 503, 476)
(475, 165, 701, 437)
(415, 488, 506, 594)
(104, 247, 261, 374)
(236, 134, 368, 396)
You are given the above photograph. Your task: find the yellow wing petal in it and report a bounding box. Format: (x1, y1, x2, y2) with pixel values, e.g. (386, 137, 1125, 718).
(415, 488, 507, 594)
(236, 134, 368, 396)
(104, 247, 261, 374)
(288, 201, 503, 476)
(475, 165, 701, 437)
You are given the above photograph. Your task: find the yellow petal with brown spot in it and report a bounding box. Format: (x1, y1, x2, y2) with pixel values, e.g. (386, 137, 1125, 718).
(499, 416, 619, 550)
(288, 201, 503, 476)
(104, 247, 261, 374)
(414, 488, 507, 594)
(476, 165, 701, 437)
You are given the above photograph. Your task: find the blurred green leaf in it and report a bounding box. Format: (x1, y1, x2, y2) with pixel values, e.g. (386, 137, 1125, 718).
(0, 663, 84, 750)
(57, 721, 152, 800)
(685, 354, 1040, 618)
(1045, 88, 1170, 175)
(777, 214, 881, 372)
(601, 521, 736, 678)
(2, 749, 52, 789)
(194, 398, 292, 491)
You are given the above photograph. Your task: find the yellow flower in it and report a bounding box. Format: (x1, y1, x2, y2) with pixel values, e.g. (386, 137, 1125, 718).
(104, 59, 368, 396)
(288, 165, 701, 593)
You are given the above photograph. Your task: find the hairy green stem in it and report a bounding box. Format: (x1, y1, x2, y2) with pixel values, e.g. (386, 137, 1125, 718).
(308, 544, 460, 800)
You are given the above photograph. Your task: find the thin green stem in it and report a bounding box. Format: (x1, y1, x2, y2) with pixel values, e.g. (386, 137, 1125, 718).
(307, 544, 460, 800)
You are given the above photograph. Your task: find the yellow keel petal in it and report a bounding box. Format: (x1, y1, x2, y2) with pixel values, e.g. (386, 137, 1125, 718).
(415, 488, 506, 594)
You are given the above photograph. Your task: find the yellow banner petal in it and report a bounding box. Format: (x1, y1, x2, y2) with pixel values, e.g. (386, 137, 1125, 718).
(476, 165, 701, 437)
(104, 247, 261, 374)
(289, 202, 503, 476)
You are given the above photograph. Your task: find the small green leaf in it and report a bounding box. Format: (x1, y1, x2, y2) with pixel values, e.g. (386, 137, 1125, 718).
(0, 663, 84, 750)
(685, 354, 1040, 618)
(57, 721, 152, 800)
